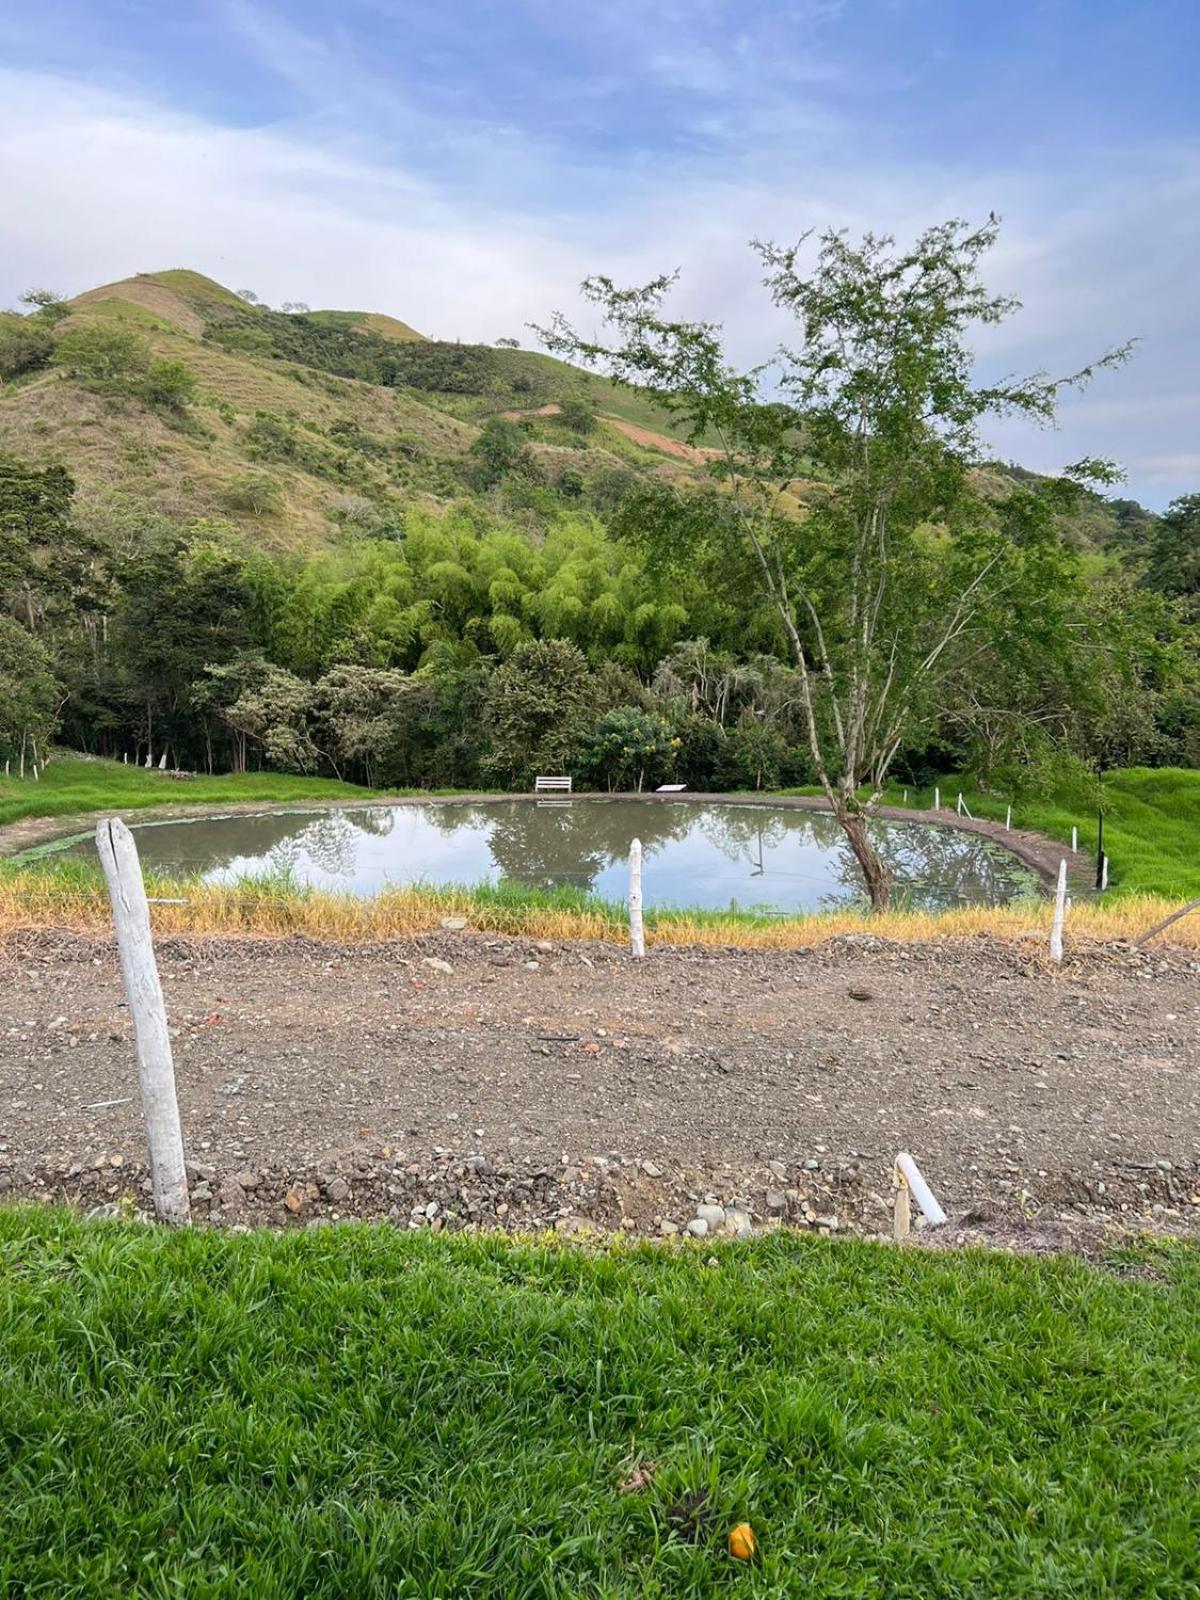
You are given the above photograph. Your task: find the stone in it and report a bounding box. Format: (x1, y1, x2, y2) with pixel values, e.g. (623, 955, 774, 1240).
(233, 1169, 259, 1191)
(422, 957, 454, 975)
(696, 1203, 725, 1228)
(765, 1189, 787, 1212)
(767, 1159, 787, 1181)
(803, 1158, 820, 1171)
(641, 1160, 663, 1178)
(326, 1178, 350, 1203)
(686, 1217, 709, 1238)
(725, 1207, 752, 1234)
(283, 1188, 305, 1215)
(440, 917, 468, 931)
(659, 1219, 679, 1236)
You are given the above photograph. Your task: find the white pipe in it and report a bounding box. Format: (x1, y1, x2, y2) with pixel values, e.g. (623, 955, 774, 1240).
(933, 786, 940, 812)
(894, 1152, 947, 1227)
(1071, 826, 1078, 853)
(628, 838, 645, 959)
(1049, 859, 1068, 964)
(1005, 804, 1011, 831)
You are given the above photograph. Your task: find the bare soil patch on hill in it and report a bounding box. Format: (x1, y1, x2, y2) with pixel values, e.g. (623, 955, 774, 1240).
(2, 932, 1196, 1251)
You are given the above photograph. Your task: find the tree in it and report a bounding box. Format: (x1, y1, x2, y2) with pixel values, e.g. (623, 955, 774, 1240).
(50, 324, 149, 386)
(0, 616, 61, 767)
(1143, 493, 1200, 602)
(583, 705, 679, 791)
(539, 217, 1129, 909)
(468, 418, 539, 490)
(557, 397, 596, 434)
(0, 315, 54, 381)
(18, 288, 71, 325)
(481, 638, 597, 785)
(139, 358, 197, 412)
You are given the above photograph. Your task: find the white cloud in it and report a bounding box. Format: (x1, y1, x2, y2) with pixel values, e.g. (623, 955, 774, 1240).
(0, 63, 1197, 506)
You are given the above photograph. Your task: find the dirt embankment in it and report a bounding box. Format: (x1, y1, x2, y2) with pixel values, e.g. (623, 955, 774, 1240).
(2, 931, 1196, 1252)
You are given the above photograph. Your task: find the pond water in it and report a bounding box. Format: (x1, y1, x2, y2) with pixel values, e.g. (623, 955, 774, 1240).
(54, 800, 1036, 914)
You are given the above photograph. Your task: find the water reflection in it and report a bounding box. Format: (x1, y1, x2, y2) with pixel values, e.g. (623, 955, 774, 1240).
(59, 800, 1036, 913)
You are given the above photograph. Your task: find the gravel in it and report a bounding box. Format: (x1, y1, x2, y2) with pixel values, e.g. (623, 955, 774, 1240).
(1, 929, 1197, 1253)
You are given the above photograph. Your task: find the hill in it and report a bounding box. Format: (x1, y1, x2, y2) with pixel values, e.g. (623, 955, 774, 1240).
(0, 269, 712, 549)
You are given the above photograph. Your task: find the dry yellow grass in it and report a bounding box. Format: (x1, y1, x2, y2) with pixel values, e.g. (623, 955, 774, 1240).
(1, 874, 1195, 953)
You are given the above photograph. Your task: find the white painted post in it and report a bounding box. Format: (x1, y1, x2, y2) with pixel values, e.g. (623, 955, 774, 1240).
(1005, 804, 1012, 831)
(895, 1152, 947, 1227)
(902, 788, 908, 805)
(144, 752, 153, 769)
(956, 791, 963, 815)
(628, 837, 645, 959)
(31, 763, 39, 782)
(123, 752, 128, 764)
(1049, 858, 1068, 965)
(1071, 825, 1078, 853)
(158, 750, 168, 771)
(933, 786, 940, 812)
(95, 817, 190, 1225)
(1100, 855, 1109, 892)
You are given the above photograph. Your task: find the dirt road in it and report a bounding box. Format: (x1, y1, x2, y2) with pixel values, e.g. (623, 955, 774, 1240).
(2, 931, 1196, 1246)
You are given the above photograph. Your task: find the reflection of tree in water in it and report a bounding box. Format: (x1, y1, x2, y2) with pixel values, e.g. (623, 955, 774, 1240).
(826, 821, 1034, 910)
(420, 800, 698, 894)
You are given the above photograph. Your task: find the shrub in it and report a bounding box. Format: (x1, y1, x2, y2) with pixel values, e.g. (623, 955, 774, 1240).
(583, 705, 679, 792)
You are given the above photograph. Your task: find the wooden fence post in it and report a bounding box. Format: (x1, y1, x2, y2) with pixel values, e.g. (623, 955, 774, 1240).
(95, 817, 190, 1224)
(1049, 858, 1068, 966)
(628, 837, 645, 959)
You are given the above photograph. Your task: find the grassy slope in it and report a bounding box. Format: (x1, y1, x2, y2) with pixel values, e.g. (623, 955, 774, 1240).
(0, 759, 371, 833)
(1, 1211, 1197, 1598)
(880, 768, 1200, 900)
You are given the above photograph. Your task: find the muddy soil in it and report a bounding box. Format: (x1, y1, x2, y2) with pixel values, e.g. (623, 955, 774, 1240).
(2, 931, 1196, 1252)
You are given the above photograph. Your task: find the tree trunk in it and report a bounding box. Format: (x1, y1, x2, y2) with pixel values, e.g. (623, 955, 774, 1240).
(837, 804, 892, 913)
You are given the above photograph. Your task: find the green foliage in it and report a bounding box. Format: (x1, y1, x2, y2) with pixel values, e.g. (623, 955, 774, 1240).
(468, 417, 540, 489)
(17, 288, 71, 325)
(222, 471, 284, 517)
(583, 704, 679, 790)
(0, 315, 54, 381)
(557, 396, 596, 434)
(138, 356, 197, 412)
(2, 1210, 1199, 1597)
(481, 637, 599, 784)
(1144, 493, 1200, 601)
(0, 617, 59, 758)
(50, 323, 150, 386)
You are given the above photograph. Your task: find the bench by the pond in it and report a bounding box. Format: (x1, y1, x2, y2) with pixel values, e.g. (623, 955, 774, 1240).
(534, 776, 572, 794)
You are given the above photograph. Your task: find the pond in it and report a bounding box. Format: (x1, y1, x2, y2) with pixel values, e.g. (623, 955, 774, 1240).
(52, 800, 1037, 914)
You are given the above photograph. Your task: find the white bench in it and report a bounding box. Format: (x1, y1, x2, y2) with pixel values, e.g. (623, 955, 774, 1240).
(534, 776, 572, 794)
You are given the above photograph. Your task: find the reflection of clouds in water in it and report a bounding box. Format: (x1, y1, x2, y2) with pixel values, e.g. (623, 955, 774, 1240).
(75, 802, 1035, 912)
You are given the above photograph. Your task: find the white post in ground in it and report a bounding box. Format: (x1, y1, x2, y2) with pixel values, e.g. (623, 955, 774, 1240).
(628, 837, 645, 959)
(1049, 858, 1068, 966)
(95, 817, 190, 1224)
(933, 786, 940, 812)
(1100, 855, 1109, 891)
(1071, 825, 1078, 853)
(158, 750, 168, 771)
(893, 1152, 946, 1240)
(1005, 804, 1012, 831)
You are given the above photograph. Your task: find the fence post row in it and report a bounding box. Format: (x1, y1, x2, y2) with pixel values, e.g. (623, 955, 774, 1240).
(95, 817, 190, 1225)
(628, 837, 645, 959)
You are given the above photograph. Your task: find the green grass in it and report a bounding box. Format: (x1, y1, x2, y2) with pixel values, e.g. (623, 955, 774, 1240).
(880, 767, 1200, 899)
(0, 756, 375, 837)
(1, 1211, 1197, 1598)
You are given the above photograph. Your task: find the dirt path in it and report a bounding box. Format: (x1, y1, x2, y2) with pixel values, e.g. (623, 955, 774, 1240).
(2, 932, 1196, 1248)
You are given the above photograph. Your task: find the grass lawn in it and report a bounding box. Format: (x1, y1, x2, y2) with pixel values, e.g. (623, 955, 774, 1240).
(1, 1212, 1198, 1598)
(0, 757, 374, 835)
(880, 767, 1200, 900)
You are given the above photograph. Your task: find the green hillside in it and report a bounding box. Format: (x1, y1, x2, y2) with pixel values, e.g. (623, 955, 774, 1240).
(0, 268, 708, 549)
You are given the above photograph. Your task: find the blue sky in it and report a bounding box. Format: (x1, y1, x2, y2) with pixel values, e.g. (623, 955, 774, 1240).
(2, 0, 1198, 504)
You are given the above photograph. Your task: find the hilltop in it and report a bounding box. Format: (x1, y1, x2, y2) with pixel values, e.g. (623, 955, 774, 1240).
(0, 269, 715, 549)
(0, 267, 1157, 555)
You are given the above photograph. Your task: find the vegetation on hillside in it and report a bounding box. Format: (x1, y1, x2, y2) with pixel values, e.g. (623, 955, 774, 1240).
(2, 1211, 1197, 1598)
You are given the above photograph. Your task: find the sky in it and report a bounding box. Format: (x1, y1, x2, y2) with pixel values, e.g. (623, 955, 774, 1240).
(1, 0, 1197, 507)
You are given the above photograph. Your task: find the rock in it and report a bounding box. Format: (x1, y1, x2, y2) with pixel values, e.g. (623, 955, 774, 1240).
(696, 1203, 725, 1228)
(686, 1217, 709, 1238)
(802, 1158, 820, 1171)
(767, 1159, 787, 1181)
(523, 960, 541, 971)
(659, 1219, 679, 1236)
(232, 1169, 259, 1191)
(535, 940, 554, 953)
(764, 1189, 787, 1213)
(440, 917, 468, 931)
(422, 957, 454, 975)
(283, 1187, 305, 1215)
(641, 1160, 663, 1178)
(326, 1178, 350, 1203)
